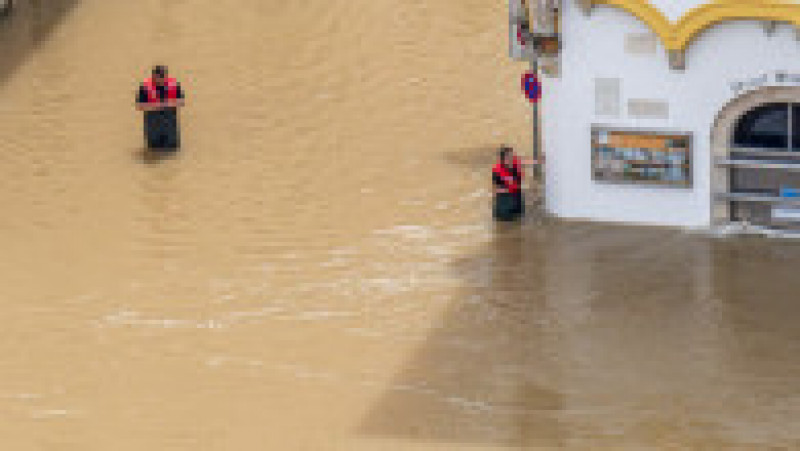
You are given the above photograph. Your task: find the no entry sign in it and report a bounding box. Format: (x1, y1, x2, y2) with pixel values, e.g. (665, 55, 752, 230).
(522, 72, 541, 103)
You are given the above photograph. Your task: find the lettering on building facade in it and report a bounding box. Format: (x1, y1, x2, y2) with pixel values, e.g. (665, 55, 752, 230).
(730, 71, 800, 95)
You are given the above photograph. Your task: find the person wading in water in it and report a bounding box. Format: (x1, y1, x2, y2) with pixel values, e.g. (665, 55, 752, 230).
(135, 65, 186, 150)
(492, 146, 539, 221)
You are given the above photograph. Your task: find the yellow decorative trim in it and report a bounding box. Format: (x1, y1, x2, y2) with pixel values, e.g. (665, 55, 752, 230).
(584, 0, 800, 52)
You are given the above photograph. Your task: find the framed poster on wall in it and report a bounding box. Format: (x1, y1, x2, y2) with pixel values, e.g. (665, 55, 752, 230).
(591, 127, 693, 188)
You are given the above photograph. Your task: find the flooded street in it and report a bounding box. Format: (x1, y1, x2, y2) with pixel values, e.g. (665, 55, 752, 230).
(0, 1, 798, 449)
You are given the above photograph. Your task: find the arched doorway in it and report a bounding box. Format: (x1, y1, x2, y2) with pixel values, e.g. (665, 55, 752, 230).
(711, 87, 800, 231)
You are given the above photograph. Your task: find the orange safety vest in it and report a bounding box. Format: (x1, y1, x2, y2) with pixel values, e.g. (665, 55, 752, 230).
(512, 156, 523, 179)
(493, 161, 521, 193)
(142, 77, 179, 104)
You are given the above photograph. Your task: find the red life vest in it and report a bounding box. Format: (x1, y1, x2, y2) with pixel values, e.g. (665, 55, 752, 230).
(493, 161, 521, 193)
(142, 77, 178, 104)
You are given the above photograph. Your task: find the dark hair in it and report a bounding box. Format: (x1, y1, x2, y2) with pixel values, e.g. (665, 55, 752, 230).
(152, 65, 168, 78)
(499, 146, 513, 163)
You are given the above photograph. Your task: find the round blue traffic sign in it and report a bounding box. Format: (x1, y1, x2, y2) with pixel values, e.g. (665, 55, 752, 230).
(522, 72, 541, 103)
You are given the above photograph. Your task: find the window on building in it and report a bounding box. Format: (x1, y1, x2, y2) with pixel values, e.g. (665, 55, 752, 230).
(792, 105, 800, 151)
(733, 103, 789, 149)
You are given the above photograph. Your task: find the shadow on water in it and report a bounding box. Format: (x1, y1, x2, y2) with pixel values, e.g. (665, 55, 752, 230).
(0, 0, 80, 87)
(361, 217, 800, 447)
(359, 217, 568, 448)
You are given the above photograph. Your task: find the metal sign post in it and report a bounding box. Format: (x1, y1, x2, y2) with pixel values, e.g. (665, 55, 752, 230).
(531, 58, 541, 180)
(521, 66, 541, 180)
(514, 4, 544, 206)
(518, 19, 542, 181)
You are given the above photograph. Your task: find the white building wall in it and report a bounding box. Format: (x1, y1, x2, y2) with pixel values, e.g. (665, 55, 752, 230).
(647, 0, 707, 21)
(543, 1, 800, 228)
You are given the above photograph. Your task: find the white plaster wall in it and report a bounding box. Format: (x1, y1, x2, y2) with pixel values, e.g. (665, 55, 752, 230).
(648, 0, 707, 21)
(543, 1, 800, 228)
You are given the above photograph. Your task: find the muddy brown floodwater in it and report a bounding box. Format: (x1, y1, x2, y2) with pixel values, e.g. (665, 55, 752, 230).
(0, 0, 798, 449)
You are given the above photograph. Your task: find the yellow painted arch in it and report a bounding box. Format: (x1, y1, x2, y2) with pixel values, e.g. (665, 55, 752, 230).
(583, 0, 800, 52)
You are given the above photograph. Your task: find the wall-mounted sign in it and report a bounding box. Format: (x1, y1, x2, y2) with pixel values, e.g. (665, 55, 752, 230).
(591, 127, 693, 187)
(522, 72, 541, 103)
(509, 0, 533, 61)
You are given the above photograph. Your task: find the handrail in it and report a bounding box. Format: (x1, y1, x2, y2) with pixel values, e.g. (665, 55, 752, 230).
(715, 158, 800, 170)
(716, 192, 800, 205)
